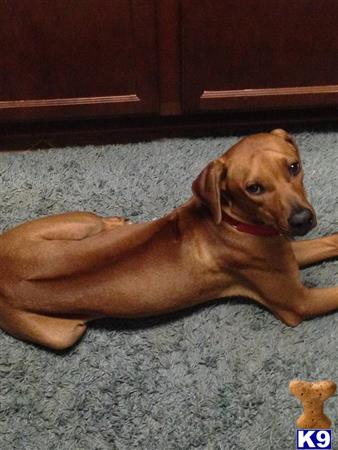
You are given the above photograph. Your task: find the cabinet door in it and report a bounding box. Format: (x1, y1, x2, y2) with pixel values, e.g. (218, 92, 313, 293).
(0, 0, 159, 121)
(182, 0, 338, 113)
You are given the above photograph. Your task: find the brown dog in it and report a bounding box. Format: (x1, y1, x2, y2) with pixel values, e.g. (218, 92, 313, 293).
(0, 129, 337, 350)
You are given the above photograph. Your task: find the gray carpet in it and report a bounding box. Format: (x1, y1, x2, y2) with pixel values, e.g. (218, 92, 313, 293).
(0, 130, 337, 450)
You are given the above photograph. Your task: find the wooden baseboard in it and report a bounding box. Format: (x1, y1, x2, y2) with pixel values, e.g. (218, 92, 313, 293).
(1, 108, 338, 151)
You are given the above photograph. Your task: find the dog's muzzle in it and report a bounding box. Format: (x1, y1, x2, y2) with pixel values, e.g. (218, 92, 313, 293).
(288, 207, 316, 236)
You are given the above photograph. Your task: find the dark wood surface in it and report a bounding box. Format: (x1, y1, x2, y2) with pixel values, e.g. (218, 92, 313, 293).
(1, 0, 338, 149)
(182, 0, 338, 112)
(0, 0, 159, 120)
(1, 108, 338, 151)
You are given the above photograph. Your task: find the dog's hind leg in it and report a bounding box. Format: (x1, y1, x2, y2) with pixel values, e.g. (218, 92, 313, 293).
(0, 304, 87, 350)
(8, 211, 129, 241)
(1, 212, 133, 280)
(291, 234, 338, 267)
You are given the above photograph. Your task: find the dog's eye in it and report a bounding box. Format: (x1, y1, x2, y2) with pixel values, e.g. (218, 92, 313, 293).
(246, 183, 264, 195)
(289, 161, 300, 176)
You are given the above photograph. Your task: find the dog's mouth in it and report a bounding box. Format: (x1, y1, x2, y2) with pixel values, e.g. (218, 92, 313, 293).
(288, 225, 314, 237)
(261, 209, 317, 237)
(279, 212, 317, 237)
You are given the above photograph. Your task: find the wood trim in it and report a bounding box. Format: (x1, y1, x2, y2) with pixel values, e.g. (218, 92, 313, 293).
(0, 95, 141, 110)
(200, 85, 338, 111)
(201, 85, 338, 99)
(156, 0, 182, 115)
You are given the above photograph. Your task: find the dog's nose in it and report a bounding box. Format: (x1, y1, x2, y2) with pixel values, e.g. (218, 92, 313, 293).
(288, 207, 314, 235)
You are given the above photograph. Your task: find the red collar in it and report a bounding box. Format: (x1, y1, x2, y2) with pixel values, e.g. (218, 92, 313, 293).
(223, 212, 280, 237)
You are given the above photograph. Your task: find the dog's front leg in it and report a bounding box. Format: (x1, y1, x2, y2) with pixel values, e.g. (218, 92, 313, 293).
(296, 286, 338, 320)
(259, 283, 338, 326)
(239, 265, 338, 326)
(291, 234, 338, 267)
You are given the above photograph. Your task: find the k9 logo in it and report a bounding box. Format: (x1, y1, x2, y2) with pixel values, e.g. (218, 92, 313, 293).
(296, 429, 332, 449)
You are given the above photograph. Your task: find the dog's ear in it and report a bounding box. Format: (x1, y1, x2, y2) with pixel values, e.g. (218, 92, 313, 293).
(271, 129, 297, 146)
(192, 160, 226, 224)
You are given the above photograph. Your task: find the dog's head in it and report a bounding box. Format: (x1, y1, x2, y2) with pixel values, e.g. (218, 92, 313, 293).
(192, 129, 316, 236)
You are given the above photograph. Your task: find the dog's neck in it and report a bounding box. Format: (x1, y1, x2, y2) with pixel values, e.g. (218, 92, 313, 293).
(221, 211, 280, 237)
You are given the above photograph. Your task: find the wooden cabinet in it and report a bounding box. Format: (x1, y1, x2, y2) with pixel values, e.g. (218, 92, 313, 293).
(1, 0, 338, 144)
(181, 0, 338, 113)
(0, 0, 159, 121)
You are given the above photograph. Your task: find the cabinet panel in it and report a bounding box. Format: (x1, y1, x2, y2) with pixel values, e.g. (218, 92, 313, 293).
(0, 0, 159, 120)
(182, 0, 338, 112)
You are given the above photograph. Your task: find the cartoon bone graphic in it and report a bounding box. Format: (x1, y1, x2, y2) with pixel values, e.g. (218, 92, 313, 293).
(289, 379, 336, 429)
